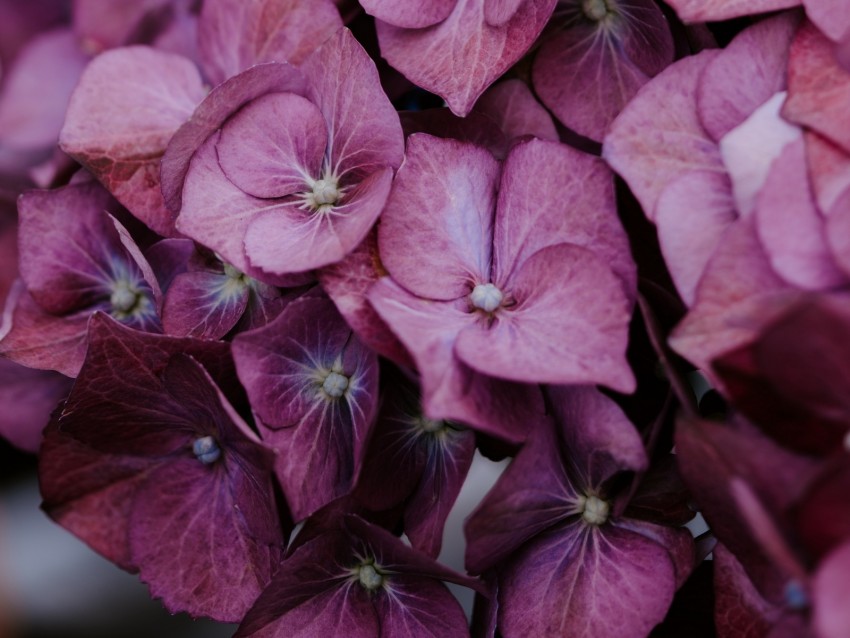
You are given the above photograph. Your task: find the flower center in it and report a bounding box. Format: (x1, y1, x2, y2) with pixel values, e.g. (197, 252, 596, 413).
(110, 280, 143, 317)
(419, 417, 445, 434)
(322, 371, 349, 399)
(784, 579, 808, 610)
(582, 0, 614, 21)
(470, 283, 503, 313)
(301, 175, 342, 213)
(193, 435, 221, 465)
(579, 494, 610, 525)
(357, 563, 384, 591)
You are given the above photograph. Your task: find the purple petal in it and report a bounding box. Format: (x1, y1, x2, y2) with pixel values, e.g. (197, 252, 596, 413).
(197, 0, 343, 86)
(375, 0, 557, 116)
(696, 12, 799, 142)
(532, 23, 648, 142)
(472, 78, 558, 150)
(493, 138, 635, 297)
(301, 28, 404, 180)
(244, 167, 393, 275)
(0, 359, 71, 452)
(162, 62, 308, 214)
(217, 92, 328, 200)
(233, 296, 379, 520)
(713, 544, 784, 637)
(458, 244, 635, 392)
(360, 0, 455, 28)
(499, 522, 677, 638)
(378, 134, 497, 301)
(161, 270, 250, 338)
(59, 46, 206, 236)
(813, 541, 850, 638)
(603, 50, 723, 222)
(484, 0, 524, 25)
(374, 576, 470, 637)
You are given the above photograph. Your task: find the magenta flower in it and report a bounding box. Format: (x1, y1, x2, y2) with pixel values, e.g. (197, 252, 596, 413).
(173, 28, 404, 281)
(39, 314, 285, 621)
(370, 134, 635, 439)
(233, 294, 379, 521)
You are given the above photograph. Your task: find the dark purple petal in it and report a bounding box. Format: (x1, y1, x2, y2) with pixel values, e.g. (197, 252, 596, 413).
(373, 576, 469, 637)
(458, 244, 635, 392)
(498, 522, 677, 638)
(375, 0, 557, 116)
(0, 359, 71, 452)
(233, 296, 379, 520)
(378, 134, 497, 301)
(161, 270, 250, 339)
(59, 46, 206, 236)
(198, 0, 342, 86)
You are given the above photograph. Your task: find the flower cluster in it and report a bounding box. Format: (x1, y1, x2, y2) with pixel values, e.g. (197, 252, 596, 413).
(0, 0, 848, 636)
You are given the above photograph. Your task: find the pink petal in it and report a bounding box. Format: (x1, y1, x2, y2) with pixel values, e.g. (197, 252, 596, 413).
(783, 19, 850, 153)
(603, 50, 724, 222)
(245, 167, 393, 275)
(813, 541, 850, 638)
(301, 28, 404, 180)
(654, 171, 738, 306)
(697, 11, 799, 142)
(802, 0, 850, 44)
(59, 46, 206, 236)
(375, 0, 557, 116)
(494, 138, 635, 298)
(198, 0, 343, 86)
(457, 244, 635, 391)
(473, 79, 558, 149)
(826, 193, 850, 277)
(805, 131, 850, 215)
(754, 138, 848, 290)
(378, 134, 497, 301)
(484, 0, 524, 25)
(217, 92, 328, 199)
(665, 0, 800, 22)
(360, 0, 456, 28)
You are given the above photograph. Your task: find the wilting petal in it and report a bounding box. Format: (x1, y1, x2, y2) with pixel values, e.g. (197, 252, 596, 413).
(493, 138, 635, 296)
(375, 0, 557, 116)
(301, 28, 403, 181)
(197, 0, 342, 86)
(60, 46, 206, 236)
(378, 134, 497, 301)
(458, 244, 635, 391)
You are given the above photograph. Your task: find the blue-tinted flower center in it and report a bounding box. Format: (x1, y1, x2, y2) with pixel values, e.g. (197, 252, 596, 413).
(110, 280, 144, 318)
(783, 580, 808, 610)
(193, 435, 221, 464)
(322, 371, 349, 398)
(470, 283, 503, 313)
(579, 494, 610, 525)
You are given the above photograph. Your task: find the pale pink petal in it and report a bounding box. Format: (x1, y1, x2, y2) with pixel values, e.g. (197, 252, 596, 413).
(665, 0, 800, 23)
(378, 134, 497, 301)
(802, 0, 850, 44)
(603, 50, 724, 222)
(805, 131, 850, 215)
(360, 0, 456, 28)
(813, 541, 850, 638)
